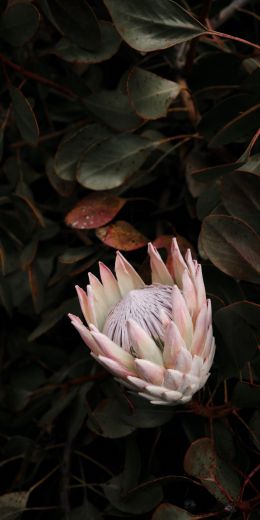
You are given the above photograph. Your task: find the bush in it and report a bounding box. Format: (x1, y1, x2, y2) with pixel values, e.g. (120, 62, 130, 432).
(0, 1, 259, 518)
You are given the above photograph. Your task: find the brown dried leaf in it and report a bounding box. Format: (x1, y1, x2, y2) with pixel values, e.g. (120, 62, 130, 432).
(96, 220, 148, 251)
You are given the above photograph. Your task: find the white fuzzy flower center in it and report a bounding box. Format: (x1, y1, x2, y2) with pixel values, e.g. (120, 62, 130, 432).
(103, 284, 172, 349)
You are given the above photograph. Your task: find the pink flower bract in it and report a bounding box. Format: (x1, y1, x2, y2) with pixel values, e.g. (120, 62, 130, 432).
(69, 238, 215, 405)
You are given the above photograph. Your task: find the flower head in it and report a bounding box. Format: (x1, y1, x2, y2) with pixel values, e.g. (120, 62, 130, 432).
(69, 238, 215, 406)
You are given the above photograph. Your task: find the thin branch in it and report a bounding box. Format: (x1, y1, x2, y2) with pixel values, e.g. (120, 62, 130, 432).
(210, 30, 260, 50)
(0, 52, 75, 98)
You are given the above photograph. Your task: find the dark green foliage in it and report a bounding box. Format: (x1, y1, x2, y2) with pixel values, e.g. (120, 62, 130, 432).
(0, 0, 259, 518)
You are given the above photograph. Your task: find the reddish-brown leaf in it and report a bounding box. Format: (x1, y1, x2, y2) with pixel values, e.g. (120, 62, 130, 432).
(96, 220, 148, 251)
(65, 192, 126, 229)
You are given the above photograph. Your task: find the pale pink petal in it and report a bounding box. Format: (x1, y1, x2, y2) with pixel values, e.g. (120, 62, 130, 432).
(148, 243, 173, 285)
(127, 319, 164, 365)
(149, 399, 172, 406)
(202, 339, 215, 373)
(99, 262, 121, 309)
(86, 284, 103, 329)
(145, 384, 182, 402)
(190, 355, 203, 377)
(185, 249, 196, 279)
(172, 285, 193, 347)
(182, 269, 197, 318)
(170, 238, 187, 287)
(97, 355, 136, 378)
(115, 251, 145, 296)
(163, 389, 183, 402)
(206, 299, 212, 327)
(68, 313, 100, 354)
(190, 302, 208, 356)
(201, 325, 213, 360)
(183, 372, 200, 387)
(88, 273, 109, 328)
(127, 376, 147, 389)
(180, 396, 192, 403)
(174, 348, 192, 373)
(135, 359, 165, 385)
(163, 321, 186, 368)
(195, 264, 207, 309)
(160, 308, 171, 329)
(75, 285, 97, 326)
(144, 384, 167, 398)
(164, 369, 184, 391)
(91, 330, 135, 371)
(197, 373, 210, 390)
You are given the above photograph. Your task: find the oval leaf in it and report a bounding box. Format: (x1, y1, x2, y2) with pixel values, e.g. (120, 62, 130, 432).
(49, 0, 100, 50)
(214, 301, 259, 376)
(0, 3, 40, 46)
(210, 103, 260, 147)
(65, 192, 126, 229)
(53, 21, 121, 64)
(0, 491, 29, 520)
(87, 399, 136, 438)
(152, 503, 194, 520)
(10, 87, 39, 146)
(55, 123, 110, 181)
(184, 438, 240, 505)
(96, 220, 148, 250)
(77, 134, 151, 190)
(221, 172, 260, 233)
(103, 0, 206, 52)
(201, 215, 260, 283)
(128, 67, 181, 120)
(84, 88, 142, 131)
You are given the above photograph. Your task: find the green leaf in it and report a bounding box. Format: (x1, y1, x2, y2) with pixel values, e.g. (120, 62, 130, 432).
(239, 153, 260, 174)
(196, 184, 220, 220)
(198, 94, 255, 142)
(201, 215, 260, 283)
(103, 0, 206, 51)
(210, 103, 260, 147)
(55, 123, 110, 181)
(65, 502, 102, 520)
(102, 473, 163, 514)
(221, 172, 260, 233)
(87, 399, 136, 438)
(53, 21, 121, 64)
(231, 382, 260, 408)
(15, 181, 44, 226)
(0, 3, 40, 46)
(215, 302, 259, 377)
(0, 491, 29, 520)
(184, 438, 240, 505)
(77, 134, 152, 190)
(49, 0, 100, 50)
(0, 272, 12, 315)
(84, 88, 142, 131)
(28, 297, 79, 341)
(10, 87, 39, 146)
(249, 411, 260, 450)
(152, 504, 195, 520)
(58, 246, 94, 264)
(128, 67, 181, 119)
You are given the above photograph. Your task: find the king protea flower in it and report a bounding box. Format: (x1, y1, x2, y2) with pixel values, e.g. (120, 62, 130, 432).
(69, 238, 215, 406)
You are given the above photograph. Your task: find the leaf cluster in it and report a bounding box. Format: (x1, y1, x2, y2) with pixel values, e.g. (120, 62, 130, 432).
(0, 0, 259, 518)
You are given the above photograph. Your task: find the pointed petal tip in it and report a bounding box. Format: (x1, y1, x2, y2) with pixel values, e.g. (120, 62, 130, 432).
(68, 313, 81, 323)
